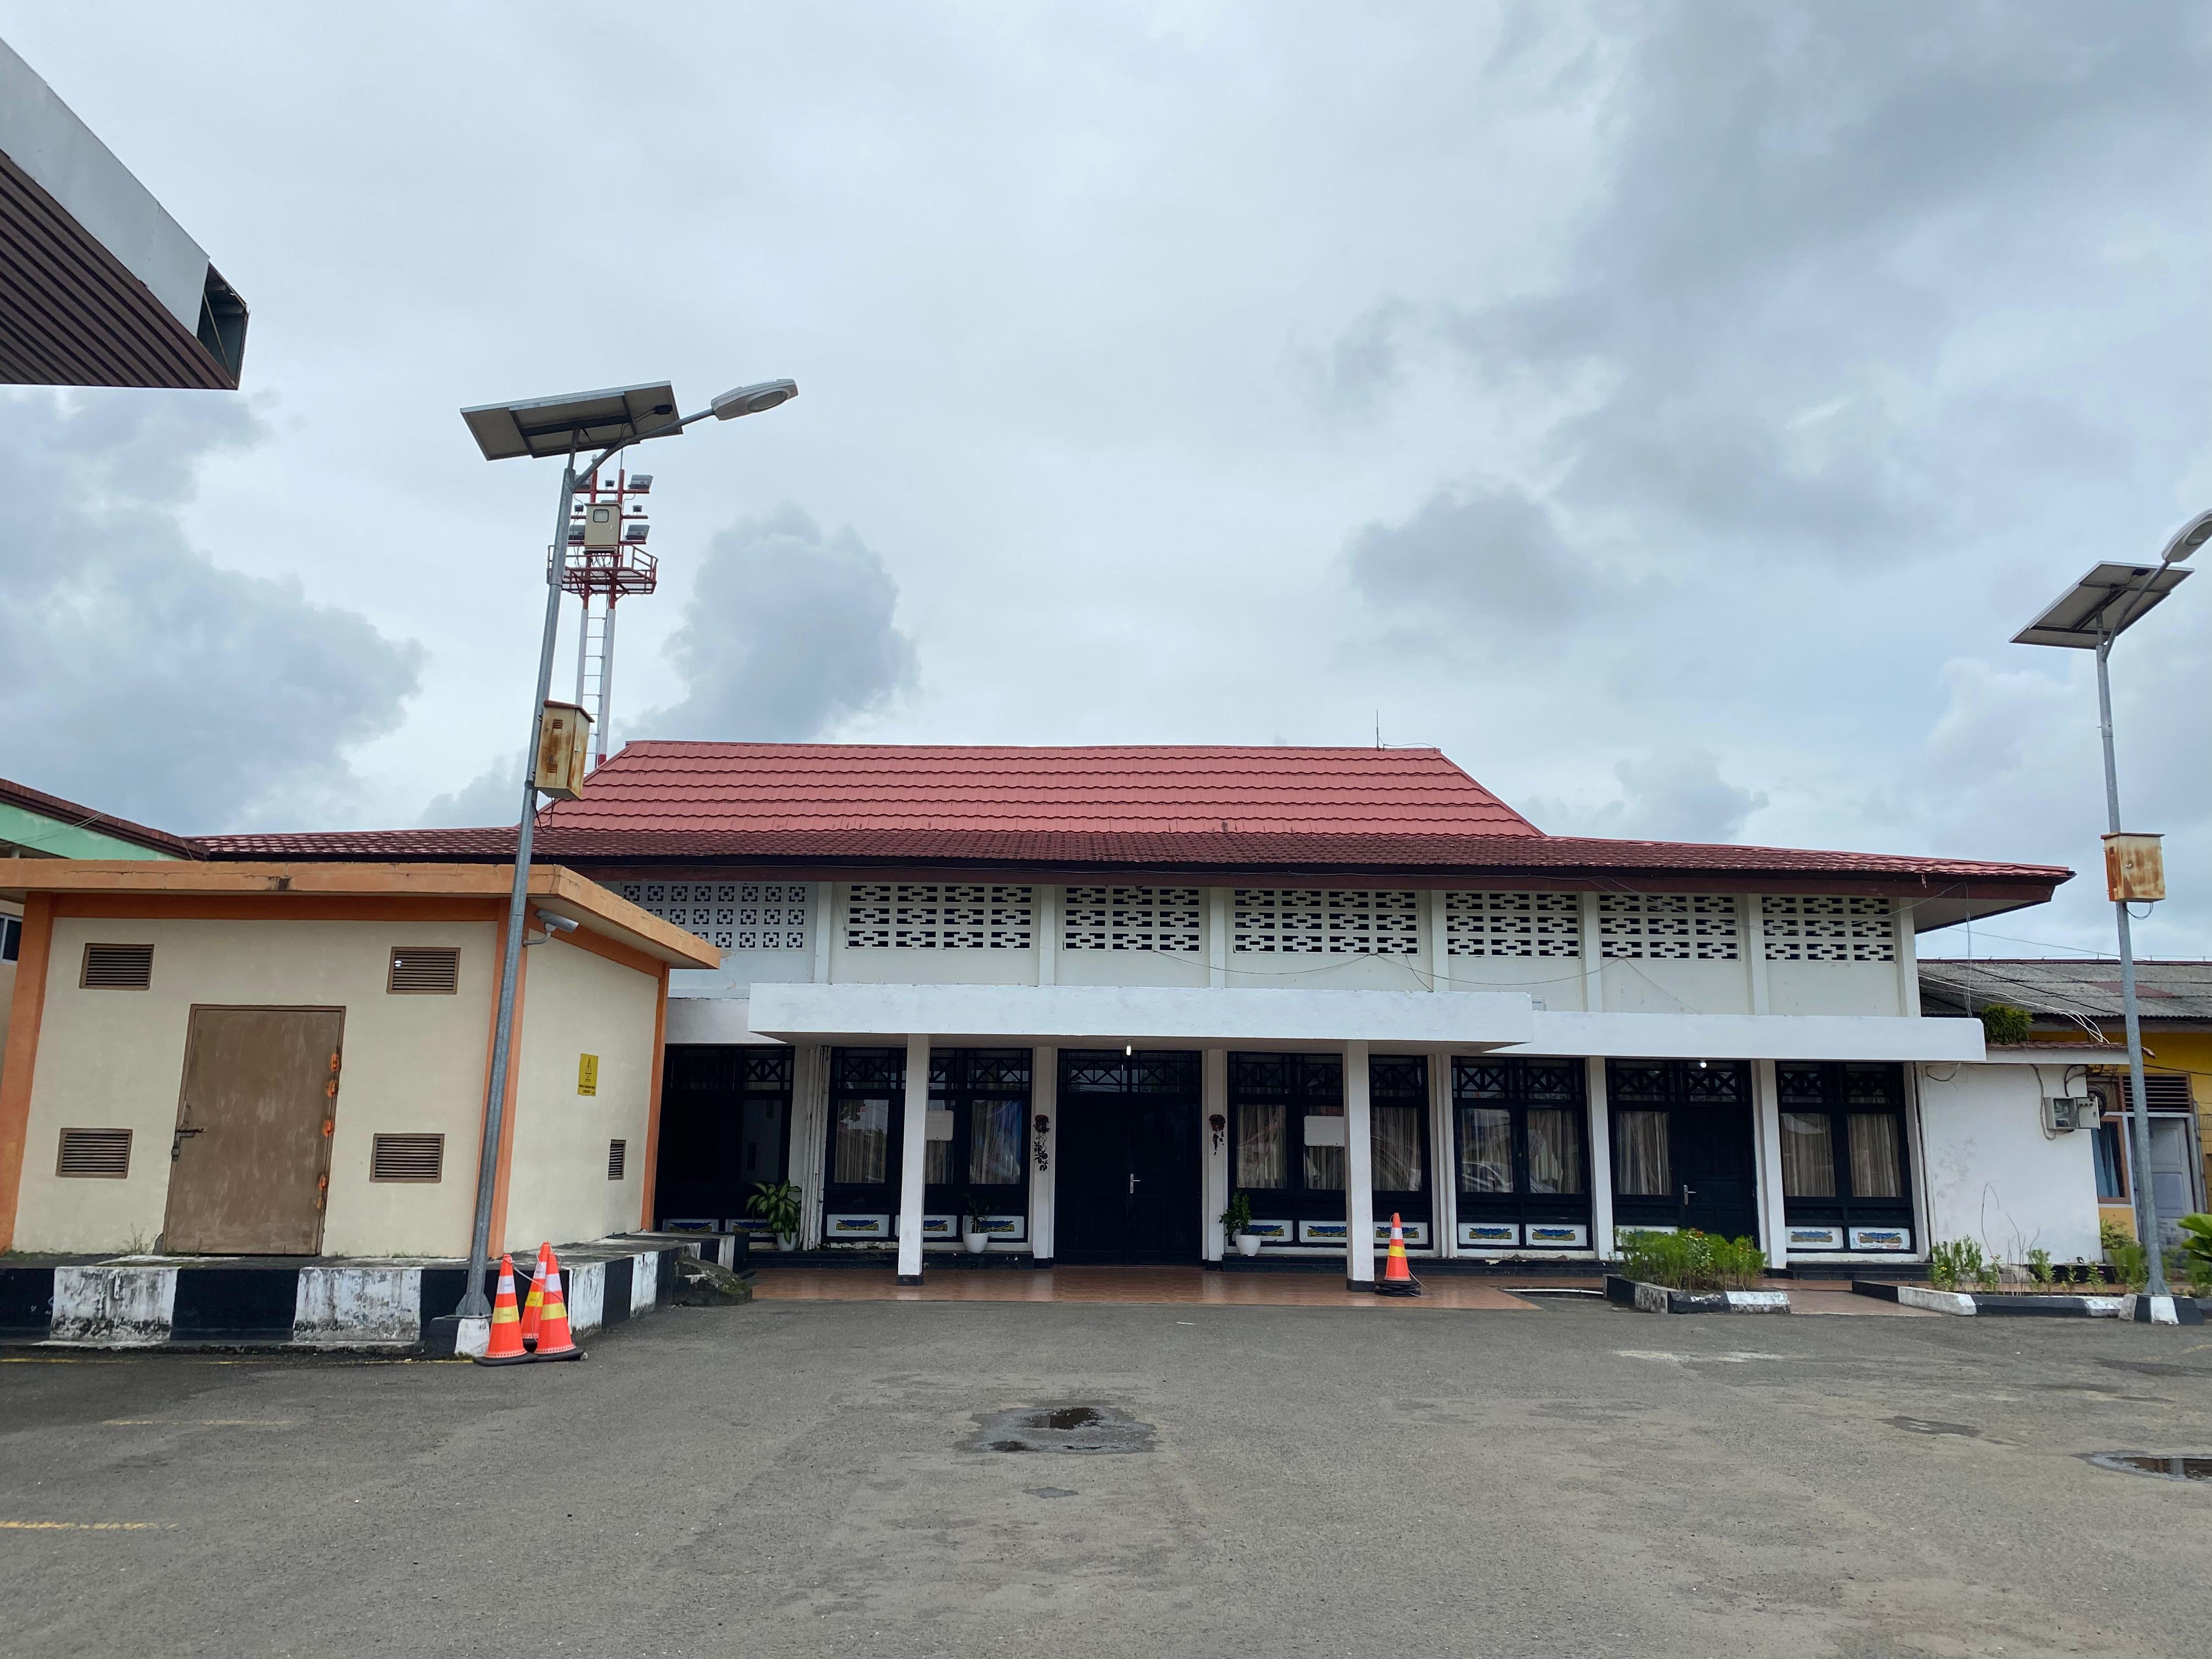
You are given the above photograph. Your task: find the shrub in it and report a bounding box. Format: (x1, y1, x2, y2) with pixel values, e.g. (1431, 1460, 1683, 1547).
(1619, 1228, 1767, 1292)
(1929, 1238, 1999, 1293)
(2026, 1247, 2052, 1286)
(1977, 1004, 2033, 1045)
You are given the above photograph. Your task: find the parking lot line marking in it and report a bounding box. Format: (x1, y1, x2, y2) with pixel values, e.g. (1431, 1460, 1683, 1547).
(0, 1521, 176, 1531)
(100, 1418, 296, 1427)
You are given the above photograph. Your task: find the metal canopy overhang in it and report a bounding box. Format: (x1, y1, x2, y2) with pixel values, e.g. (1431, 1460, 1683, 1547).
(2012, 563, 2193, 649)
(0, 42, 246, 391)
(460, 382, 681, 461)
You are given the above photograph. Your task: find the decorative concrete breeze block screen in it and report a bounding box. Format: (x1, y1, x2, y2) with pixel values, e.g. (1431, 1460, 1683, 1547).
(617, 882, 810, 952)
(844, 884, 1035, 949)
(1761, 896, 1896, 962)
(1446, 891, 1582, 958)
(1598, 894, 1740, 961)
(1063, 887, 1203, 952)
(1233, 889, 1419, 955)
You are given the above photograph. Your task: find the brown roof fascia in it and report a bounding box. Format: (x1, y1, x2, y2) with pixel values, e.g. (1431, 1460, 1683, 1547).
(0, 860, 719, 969)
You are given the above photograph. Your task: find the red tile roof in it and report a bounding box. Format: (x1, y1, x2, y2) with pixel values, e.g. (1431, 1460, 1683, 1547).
(534, 743, 1546, 836)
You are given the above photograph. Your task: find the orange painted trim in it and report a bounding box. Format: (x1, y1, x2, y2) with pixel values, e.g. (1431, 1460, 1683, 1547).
(481, 905, 529, 1257)
(53, 895, 503, 923)
(640, 963, 668, 1231)
(554, 924, 662, 979)
(0, 895, 55, 1251)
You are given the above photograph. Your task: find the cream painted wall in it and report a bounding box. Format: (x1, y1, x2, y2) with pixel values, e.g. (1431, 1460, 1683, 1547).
(1767, 961, 1901, 1017)
(828, 944, 1040, 986)
(1438, 954, 1587, 1010)
(14, 916, 497, 1256)
(499, 937, 659, 1257)
(1601, 958, 1753, 1015)
(1224, 953, 1431, 992)
(1917, 1060, 2100, 1262)
(1056, 950, 1208, 988)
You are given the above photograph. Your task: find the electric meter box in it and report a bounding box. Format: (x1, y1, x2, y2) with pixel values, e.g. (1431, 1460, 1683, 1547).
(2041, 1096, 2097, 1133)
(2102, 832, 2165, 902)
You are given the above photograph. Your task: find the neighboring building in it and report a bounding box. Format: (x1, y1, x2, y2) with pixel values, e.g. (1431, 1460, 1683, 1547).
(198, 743, 2082, 1279)
(0, 776, 196, 1100)
(1920, 959, 2212, 1246)
(0, 35, 247, 388)
(0, 860, 715, 1258)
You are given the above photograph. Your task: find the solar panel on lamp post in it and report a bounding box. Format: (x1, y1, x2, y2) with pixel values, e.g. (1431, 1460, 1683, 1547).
(447, 377, 799, 1324)
(2011, 508, 2209, 1296)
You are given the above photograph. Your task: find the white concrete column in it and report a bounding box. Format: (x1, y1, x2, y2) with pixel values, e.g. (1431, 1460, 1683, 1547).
(1346, 1040, 1374, 1286)
(1752, 1058, 1788, 1266)
(1203, 1047, 1229, 1261)
(1744, 895, 1770, 1014)
(896, 1034, 931, 1282)
(1426, 890, 1449, 992)
(1430, 1050, 1457, 1256)
(1893, 902, 1921, 1015)
(1579, 893, 1605, 1012)
(1207, 888, 1229, 988)
(1586, 1056, 1615, 1260)
(1030, 1046, 1058, 1263)
(811, 884, 835, 983)
(1037, 887, 1059, 986)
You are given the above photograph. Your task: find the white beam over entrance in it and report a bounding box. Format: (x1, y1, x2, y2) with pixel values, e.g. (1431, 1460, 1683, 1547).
(896, 1034, 930, 1283)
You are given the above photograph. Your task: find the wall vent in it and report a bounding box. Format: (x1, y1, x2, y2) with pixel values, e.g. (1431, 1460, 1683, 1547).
(388, 947, 461, 995)
(1761, 896, 1896, 963)
(616, 881, 810, 951)
(1063, 887, 1203, 953)
(56, 1127, 131, 1178)
(607, 1139, 628, 1181)
(1598, 895, 1740, 962)
(1233, 890, 1419, 955)
(844, 884, 1033, 949)
(80, 943, 153, 989)
(1446, 891, 1582, 958)
(370, 1132, 444, 1182)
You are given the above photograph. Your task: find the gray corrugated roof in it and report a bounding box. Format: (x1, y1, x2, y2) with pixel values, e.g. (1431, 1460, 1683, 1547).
(1918, 958, 2212, 1023)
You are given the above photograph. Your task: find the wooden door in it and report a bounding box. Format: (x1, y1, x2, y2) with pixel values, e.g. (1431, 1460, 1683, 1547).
(165, 1007, 343, 1255)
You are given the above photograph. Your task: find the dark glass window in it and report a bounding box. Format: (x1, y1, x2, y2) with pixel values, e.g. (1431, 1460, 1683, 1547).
(1, 915, 19, 963)
(2093, 1121, 2127, 1201)
(1229, 1053, 1344, 1197)
(1774, 1062, 1910, 1223)
(655, 1046, 795, 1227)
(1452, 1058, 1591, 1216)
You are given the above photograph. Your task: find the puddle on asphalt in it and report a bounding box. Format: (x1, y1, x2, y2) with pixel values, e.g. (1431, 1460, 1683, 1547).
(1024, 1486, 1078, 1498)
(964, 1404, 1155, 1454)
(1887, 1416, 1980, 1437)
(2085, 1452, 2212, 1482)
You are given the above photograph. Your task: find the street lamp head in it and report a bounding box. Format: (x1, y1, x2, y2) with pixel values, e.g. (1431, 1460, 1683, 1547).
(2158, 507, 2212, 564)
(711, 379, 799, 420)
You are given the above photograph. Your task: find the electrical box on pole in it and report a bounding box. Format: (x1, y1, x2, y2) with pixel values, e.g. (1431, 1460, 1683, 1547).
(2103, 832, 2165, 902)
(534, 701, 592, 800)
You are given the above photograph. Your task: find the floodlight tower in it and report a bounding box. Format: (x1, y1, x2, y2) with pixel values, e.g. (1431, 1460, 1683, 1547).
(561, 468, 658, 769)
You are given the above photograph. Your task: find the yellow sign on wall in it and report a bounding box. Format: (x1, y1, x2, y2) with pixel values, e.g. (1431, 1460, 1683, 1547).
(577, 1053, 600, 1096)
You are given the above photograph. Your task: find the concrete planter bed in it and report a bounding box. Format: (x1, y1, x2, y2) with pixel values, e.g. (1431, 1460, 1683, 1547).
(1850, 1280, 2207, 1324)
(1604, 1274, 1791, 1314)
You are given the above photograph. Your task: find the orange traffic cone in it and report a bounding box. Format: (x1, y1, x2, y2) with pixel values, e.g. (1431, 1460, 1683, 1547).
(529, 1249, 584, 1362)
(1375, 1212, 1422, 1296)
(518, 1242, 552, 1351)
(473, 1254, 532, 1364)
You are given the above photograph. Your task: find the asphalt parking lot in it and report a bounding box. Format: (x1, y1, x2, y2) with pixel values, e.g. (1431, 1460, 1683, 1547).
(3, 1299, 2209, 1658)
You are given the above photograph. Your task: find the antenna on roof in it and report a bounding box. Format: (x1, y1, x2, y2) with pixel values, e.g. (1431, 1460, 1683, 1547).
(1375, 710, 1381, 749)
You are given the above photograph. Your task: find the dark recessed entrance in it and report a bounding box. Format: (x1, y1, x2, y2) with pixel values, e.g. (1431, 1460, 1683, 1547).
(1054, 1051, 1201, 1265)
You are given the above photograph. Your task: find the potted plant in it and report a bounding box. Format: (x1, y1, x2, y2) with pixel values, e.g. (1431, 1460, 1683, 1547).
(1221, 1190, 1262, 1257)
(746, 1180, 803, 1252)
(961, 1192, 993, 1254)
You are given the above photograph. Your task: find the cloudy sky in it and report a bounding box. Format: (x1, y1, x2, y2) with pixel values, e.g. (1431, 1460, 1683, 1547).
(4, 3, 2208, 959)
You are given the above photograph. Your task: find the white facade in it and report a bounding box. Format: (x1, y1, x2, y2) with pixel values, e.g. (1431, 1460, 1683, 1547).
(613, 878, 2079, 1278)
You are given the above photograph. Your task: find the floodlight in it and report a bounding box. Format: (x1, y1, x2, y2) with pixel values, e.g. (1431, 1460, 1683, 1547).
(2158, 507, 2212, 564)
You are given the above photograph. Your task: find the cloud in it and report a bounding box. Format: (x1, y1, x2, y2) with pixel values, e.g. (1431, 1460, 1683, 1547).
(417, 761, 521, 830)
(1346, 484, 1643, 635)
(1528, 749, 1770, 844)
(0, 391, 422, 833)
(630, 505, 917, 743)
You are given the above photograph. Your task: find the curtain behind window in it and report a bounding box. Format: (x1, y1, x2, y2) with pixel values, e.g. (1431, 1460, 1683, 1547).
(1458, 1107, 1512, 1192)
(969, 1100, 1024, 1186)
(1238, 1102, 1286, 1188)
(1847, 1113, 1902, 1198)
(834, 1098, 888, 1184)
(2093, 1122, 2125, 1200)
(1614, 1110, 1670, 1197)
(1373, 1105, 1423, 1191)
(1780, 1111, 1836, 1197)
(1525, 1108, 1583, 1194)
(1304, 1104, 1346, 1190)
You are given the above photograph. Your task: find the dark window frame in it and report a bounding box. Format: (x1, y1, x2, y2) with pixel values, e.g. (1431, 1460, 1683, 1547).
(1774, 1062, 1912, 1229)
(1451, 1057, 1592, 1228)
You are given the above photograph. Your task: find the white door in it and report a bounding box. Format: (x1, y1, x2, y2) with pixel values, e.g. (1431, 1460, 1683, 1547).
(2146, 1117, 2202, 1245)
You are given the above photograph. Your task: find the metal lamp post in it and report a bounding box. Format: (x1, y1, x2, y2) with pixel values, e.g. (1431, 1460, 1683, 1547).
(445, 377, 799, 1321)
(2012, 509, 2210, 1295)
